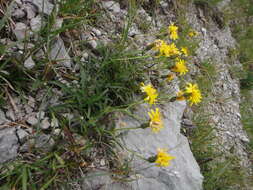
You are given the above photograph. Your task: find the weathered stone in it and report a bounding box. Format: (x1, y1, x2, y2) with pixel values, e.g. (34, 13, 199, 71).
(23, 3, 37, 19)
(13, 22, 28, 40)
(82, 101, 203, 190)
(0, 128, 19, 163)
(40, 117, 50, 129)
(102, 1, 121, 13)
(24, 0, 54, 15)
(12, 9, 26, 19)
(49, 37, 72, 68)
(0, 109, 8, 125)
(24, 56, 35, 69)
(91, 28, 102, 36)
(30, 15, 42, 32)
(27, 115, 38, 125)
(6, 109, 16, 121)
(17, 128, 29, 143)
(35, 134, 55, 151)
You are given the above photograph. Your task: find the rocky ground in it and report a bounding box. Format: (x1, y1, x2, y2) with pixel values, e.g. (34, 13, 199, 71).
(0, 0, 252, 189)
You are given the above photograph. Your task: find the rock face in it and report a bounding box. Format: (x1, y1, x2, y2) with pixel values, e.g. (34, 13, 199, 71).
(185, 3, 251, 170)
(0, 128, 19, 164)
(82, 101, 203, 190)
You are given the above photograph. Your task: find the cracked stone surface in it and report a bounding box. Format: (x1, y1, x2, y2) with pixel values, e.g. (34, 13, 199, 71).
(0, 128, 19, 164)
(82, 101, 203, 190)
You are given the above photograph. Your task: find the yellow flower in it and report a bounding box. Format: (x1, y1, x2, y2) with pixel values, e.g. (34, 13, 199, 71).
(168, 23, 179, 40)
(148, 108, 164, 133)
(176, 90, 185, 101)
(172, 59, 188, 75)
(167, 73, 175, 82)
(188, 30, 198, 37)
(185, 83, 202, 105)
(160, 43, 181, 57)
(181, 47, 189, 56)
(155, 148, 175, 167)
(141, 83, 158, 105)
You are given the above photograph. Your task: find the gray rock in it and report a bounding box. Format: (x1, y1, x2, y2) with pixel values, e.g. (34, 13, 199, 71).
(35, 134, 55, 151)
(83, 101, 203, 190)
(50, 37, 72, 68)
(12, 9, 26, 19)
(114, 101, 203, 190)
(91, 28, 102, 36)
(13, 22, 28, 40)
(6, 109, 16, 121)
(0, 128, 19, 163)
(23, 3, 37, 19)
(88, 39, 97, 49)
(28, 96, 36, 108)
(17, 128, 29, 143)
(36, 111, 45, 119)
(30, 15, 42, 32)
(27, 115, 38, 125)
(40, 117, 50, 129)
(102, 1, 121, 13)
(0, 109, 8, 125)
(24, 0, 54, 15)
(24, 56, 35, 69)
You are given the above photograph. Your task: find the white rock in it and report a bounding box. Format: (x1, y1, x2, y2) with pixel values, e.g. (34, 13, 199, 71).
(36, 111, 45, 119)
(27, 116, 38, 125)
(0, 128, 19, 163)
(12, 9, 26, 19)
(30, 15, 42, 32)
(49, 37, 72, 68)
(6, 109, 15, 121)
(41, 118, 50, 129)
(112, 101, 203, 190)
(17, 129, 29, 143)
(0, 109, 8, 124)
(88, 39, 97, 49)
(24, 0, 54, 15)
(24, 56, 35, 69)
(91, 28, 102, 36)
(102, 1, 121, 13)
(23, 3, 36, 19)
(13, 22, 28, 40)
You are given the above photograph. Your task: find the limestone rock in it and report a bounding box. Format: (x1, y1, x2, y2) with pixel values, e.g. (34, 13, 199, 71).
(24, 0, 54, 15)
(0, 128, 19, 163)
(102, 1, 121, 13)
(13, 22, 28, 40)
(49, 37, 72, 68)
(24, 56, 35, 69)
(82, 101, 203, 190)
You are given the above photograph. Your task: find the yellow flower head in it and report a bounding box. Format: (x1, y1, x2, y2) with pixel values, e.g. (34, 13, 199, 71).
(181, 47, 189, 56)
(176, 90, 185, 101)
(140, 83, 158, 105)
(148, 108, 164, 133)
(155, 148, 175, 167)
(167, 73, 175, 82)
(168, 23, 179, 40)
(185, 83, 202, 105)
(172, 59, 188, 75)
(160, 43, 181, 57)
(188, 30, 198, 37)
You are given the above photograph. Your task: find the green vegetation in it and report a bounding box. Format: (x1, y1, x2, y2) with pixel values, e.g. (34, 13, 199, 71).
(0, 0, 148, 189)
